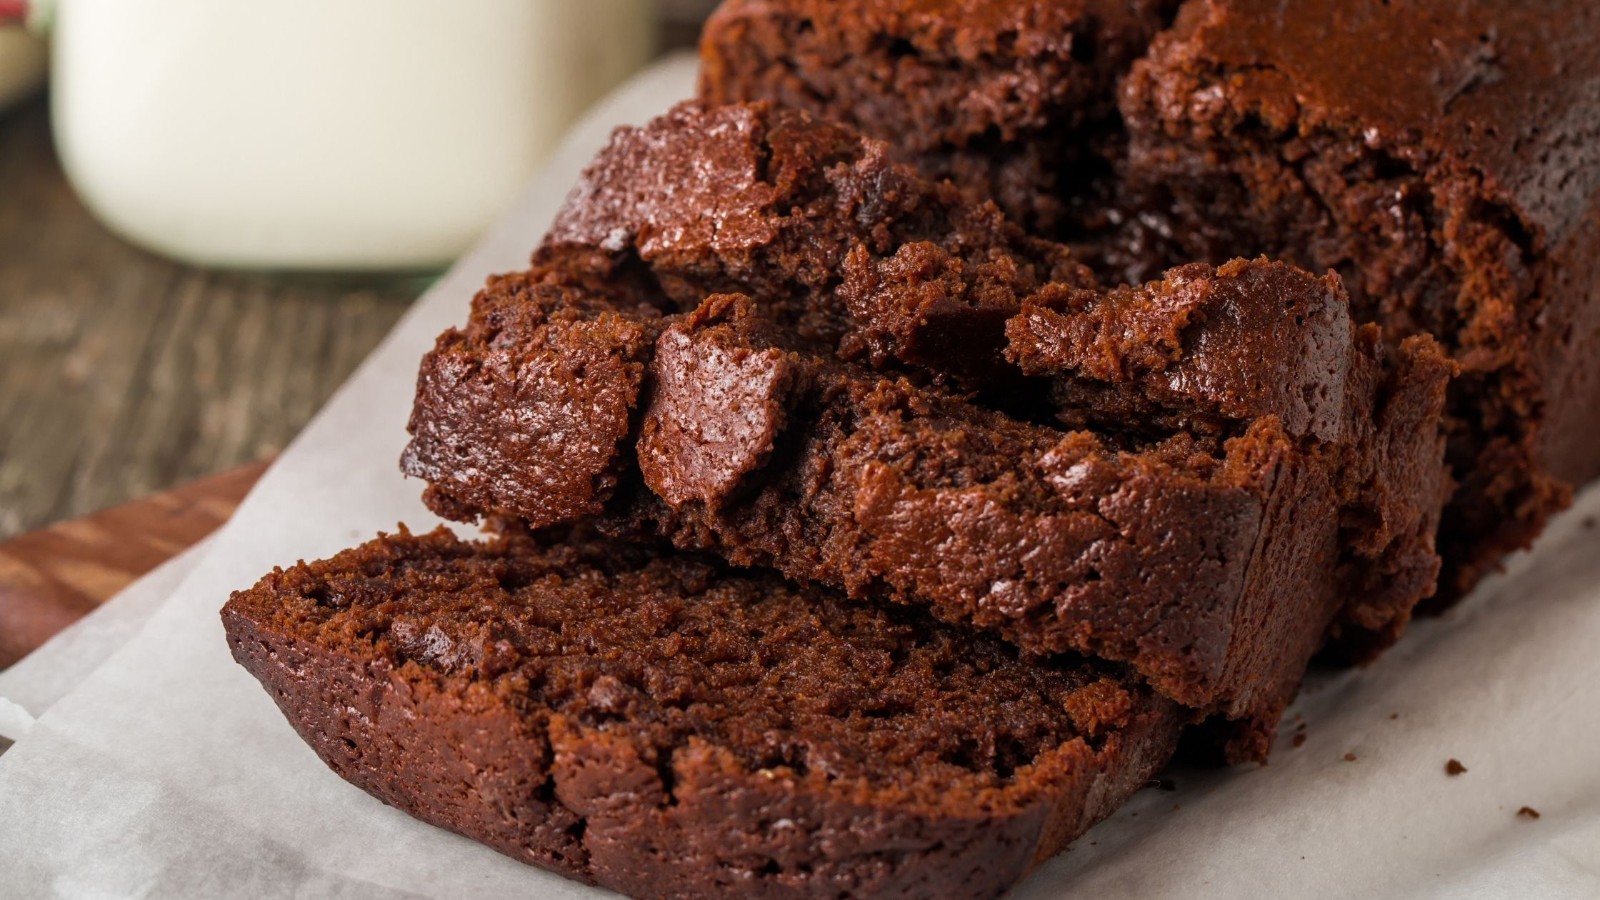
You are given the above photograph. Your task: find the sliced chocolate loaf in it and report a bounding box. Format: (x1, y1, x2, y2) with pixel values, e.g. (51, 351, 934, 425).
(699, 0, 1600, 599)
(223, 526, 1182, 900)
(403, 260, 1450, 759)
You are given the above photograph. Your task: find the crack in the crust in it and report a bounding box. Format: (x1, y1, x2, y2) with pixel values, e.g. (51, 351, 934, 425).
(1441, 30, 1505, 116)
(656, 742, 683, 808)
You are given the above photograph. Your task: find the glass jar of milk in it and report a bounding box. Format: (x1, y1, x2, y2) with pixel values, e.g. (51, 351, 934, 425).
(50, 0, 653, 270)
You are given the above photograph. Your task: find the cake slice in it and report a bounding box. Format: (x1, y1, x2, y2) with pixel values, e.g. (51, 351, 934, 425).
(403, 263, 1450, 759)
(222, 526, 1182, 900)
(400, 278, 665, 526)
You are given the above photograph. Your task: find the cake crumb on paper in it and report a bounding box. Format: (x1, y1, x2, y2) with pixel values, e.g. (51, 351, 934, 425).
(1446, 759, 1467, 775)
(1343, 752, 1358, 762)
(1517, 806, 1541, 820)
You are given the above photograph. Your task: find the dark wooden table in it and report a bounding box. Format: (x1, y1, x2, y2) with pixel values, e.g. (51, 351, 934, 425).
(0, 95, 417, 541)
(0, 96, 416, 664)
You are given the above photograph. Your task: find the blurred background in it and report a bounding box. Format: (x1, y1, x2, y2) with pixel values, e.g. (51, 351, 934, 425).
(0, 0, 718, 543)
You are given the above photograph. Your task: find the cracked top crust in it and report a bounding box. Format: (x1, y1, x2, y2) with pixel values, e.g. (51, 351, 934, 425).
(1007, 259, 1358, 443)
(1150, 0, 1600, 245)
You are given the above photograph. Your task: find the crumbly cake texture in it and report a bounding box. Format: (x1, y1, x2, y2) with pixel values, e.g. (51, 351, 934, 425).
(401, 274, 666, 527)
(699, 0, 1181, 235)
(228, 4, 1595, 892)
(404, 117, 1452, 755)
(700, 0, 1600, 600)
(1117, 0, 1600, 599)
(538, 100, 1094, 396)
(222, 526, 1182, 900)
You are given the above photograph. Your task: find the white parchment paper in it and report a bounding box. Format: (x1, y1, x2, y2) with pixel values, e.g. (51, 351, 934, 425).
(2, 53, 1597, 898)
(0, 539, 210, 744)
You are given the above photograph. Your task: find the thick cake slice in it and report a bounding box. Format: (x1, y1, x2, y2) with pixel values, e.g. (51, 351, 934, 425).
(222, 526, 1182, 900)
(403, 262, 1450, 759)
(699, 0, 1180, 233)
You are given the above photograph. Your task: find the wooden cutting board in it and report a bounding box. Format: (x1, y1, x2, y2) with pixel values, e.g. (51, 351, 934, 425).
(0, 459, 269, 669)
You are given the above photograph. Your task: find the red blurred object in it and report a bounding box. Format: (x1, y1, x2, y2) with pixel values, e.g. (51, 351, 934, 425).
(0, 0, 29, 26)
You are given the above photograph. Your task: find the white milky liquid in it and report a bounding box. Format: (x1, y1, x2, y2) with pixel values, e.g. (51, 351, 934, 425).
(51, 0, 653, 269)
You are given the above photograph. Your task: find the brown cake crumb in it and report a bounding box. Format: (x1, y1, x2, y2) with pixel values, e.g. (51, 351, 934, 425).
(1517, 807, 1542, 820)
(1291, 733, 1307, 748)
(1343, 752, 1358, 762)
(1116, 0, 1600, 601)
(1445, 759, 1468, 776)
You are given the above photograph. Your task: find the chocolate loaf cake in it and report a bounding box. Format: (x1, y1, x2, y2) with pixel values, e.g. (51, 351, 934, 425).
(1118, 0, 1600, 598)
(223, 526, 1182, 900)
(404, 241, 1450, 758)
(699, 0, 1600, 599)
(699, 0, 1180, 234)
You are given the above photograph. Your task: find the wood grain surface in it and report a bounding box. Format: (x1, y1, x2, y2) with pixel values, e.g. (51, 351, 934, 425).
(0, 97, 416, 542)
(0, 458, 267, 668)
